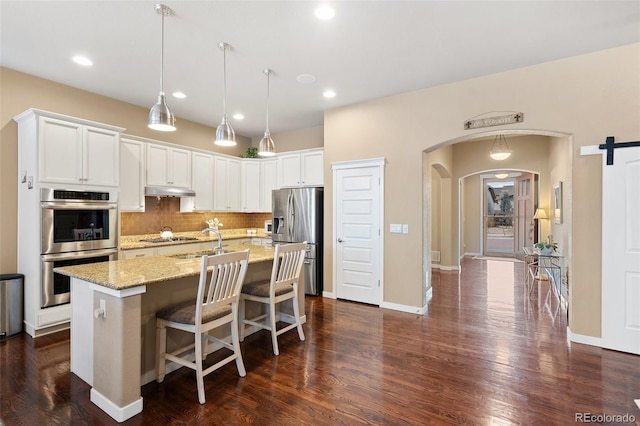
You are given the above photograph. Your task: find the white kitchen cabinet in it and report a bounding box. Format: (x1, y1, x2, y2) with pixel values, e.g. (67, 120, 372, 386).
(261, 158, 278, 212)
(241, 160, 261, 212)
(241, 158, 278, 213)
(38, 115, 121, 187)
(146, 143, 192, 188)
(119, 137, 146, 212)
(181, 151, 214, 212)
(278, 149, 323, 187)
(120, 247, 156, 259)
(213, 156, 241, 211)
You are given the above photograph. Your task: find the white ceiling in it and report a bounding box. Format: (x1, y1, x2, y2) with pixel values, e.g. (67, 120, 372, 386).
(2, 1, 639, 138)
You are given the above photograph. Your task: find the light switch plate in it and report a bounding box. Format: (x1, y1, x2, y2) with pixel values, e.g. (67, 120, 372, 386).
(402, 224, 409, 234)
(390, 224, 402, 233)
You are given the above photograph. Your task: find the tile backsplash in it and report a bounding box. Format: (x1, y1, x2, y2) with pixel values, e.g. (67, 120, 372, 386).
(120, 197, 271, 236)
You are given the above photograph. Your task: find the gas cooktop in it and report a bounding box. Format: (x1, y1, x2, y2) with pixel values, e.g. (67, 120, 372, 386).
(139, 237, 199, 243)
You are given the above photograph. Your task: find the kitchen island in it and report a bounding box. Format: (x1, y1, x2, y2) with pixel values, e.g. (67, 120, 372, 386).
(54, 244, 293, 422)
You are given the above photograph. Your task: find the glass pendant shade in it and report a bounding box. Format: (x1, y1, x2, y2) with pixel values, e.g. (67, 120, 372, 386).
(215, 115, 236, 147)
(149, 93, 176, 131)
(489, 134, 512, 160)
(214, 42, 236, 146)
(148, 4, 176, 132)
(258, 131, 276, 157)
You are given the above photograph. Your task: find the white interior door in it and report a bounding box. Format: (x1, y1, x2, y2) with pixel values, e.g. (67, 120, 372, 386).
(602, 146, 640, 355)
(334, 164, 382, 305)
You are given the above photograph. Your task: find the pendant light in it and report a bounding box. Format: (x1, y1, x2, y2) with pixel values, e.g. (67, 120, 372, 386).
(258, 69, 276, 157)
(489, 134, 512, 160)
(215, 42, 236, 146)
(148, 4, 176, 132)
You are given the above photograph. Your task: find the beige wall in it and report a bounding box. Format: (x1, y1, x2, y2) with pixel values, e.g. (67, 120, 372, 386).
(0, 67, 319, 274)
(324, 43, 640, 338)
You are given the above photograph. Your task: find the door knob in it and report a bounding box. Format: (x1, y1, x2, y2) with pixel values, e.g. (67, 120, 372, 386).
(337, 238, 344, 243)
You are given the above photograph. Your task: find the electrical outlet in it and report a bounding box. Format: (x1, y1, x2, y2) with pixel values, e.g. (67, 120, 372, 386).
(390, 224, 402, 233)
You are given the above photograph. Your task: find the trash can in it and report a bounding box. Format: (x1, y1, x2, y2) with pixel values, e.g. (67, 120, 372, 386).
(0, 274, 24, 339)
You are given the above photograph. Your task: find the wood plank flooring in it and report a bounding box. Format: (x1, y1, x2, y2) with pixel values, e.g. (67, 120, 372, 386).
(2, 257, 639, 425)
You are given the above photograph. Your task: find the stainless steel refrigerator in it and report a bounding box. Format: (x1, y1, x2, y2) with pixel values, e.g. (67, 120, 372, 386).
(272, 187, 323, 295)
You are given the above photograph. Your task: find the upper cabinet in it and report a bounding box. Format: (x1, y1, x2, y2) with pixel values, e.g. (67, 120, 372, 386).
(180, 151, 215, 212)
(146, 143, 191, 188)
(13, 109, 124, 189)
(119, 137, 146, 212)
(278, 149, 324, 187)
(213, 156, 241, 211)
(240, 158, 278, 213)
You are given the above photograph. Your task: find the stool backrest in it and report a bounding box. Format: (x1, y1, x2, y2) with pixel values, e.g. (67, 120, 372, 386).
(270, 242, 307, 296)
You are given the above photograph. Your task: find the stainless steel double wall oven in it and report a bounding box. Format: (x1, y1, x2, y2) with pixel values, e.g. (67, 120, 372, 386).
(40, 189, 118, 308)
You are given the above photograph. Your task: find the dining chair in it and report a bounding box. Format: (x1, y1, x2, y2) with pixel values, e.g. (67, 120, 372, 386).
(239, 242, 306, 356)
(156, 249, 249, 404)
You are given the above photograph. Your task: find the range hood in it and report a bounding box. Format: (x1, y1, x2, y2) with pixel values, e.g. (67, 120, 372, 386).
(144, 186, 196, 197)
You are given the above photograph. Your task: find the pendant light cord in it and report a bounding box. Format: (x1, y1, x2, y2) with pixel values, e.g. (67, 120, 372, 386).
(222, 45, 227, 117)
(159, 10, 165, 95)
(265, 71, 270, 133)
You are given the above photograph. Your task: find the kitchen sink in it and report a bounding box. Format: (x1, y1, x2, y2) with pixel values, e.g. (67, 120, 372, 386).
(140, 237, 199, 243)
(171, 249, 235, 259)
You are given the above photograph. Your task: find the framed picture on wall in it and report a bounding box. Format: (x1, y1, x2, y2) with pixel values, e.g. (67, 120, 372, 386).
(553, 182, 563, 224)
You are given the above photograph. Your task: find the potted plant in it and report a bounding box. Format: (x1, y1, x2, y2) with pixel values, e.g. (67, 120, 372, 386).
(240, 147, 259, 158)
(534, 241, 557, 255)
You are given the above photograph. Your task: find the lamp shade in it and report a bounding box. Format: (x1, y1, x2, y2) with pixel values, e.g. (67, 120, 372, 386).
(148, 93, 176, 131)
(258, 131, 276, 157)
(489, 135, 512, 160)
(533, 208, 548, 220)
(215, 115, 236, 147)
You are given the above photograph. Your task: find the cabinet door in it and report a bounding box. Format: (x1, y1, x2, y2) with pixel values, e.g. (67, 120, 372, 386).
(279, 153, 302, 187)
(146, 144, 170, 186)
(241, 161, 261, 212)
(120, 139, 145, 212)
(226, 158, 241, 211)
(39, 116, 83, 184)
(169, 147, 191, 188)
(260, 159, 278, 212)
(301, 150, 324, 186)
(84, 126, 120, 186)
(190, 152, 214, 211)
(213, 156, 229, 210)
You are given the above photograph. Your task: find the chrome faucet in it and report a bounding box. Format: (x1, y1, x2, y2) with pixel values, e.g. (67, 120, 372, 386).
(201, 228, 224, 254)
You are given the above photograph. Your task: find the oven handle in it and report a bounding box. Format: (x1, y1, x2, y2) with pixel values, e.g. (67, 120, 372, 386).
(41, 202, 118, 210)
(42, 248, 118, 262)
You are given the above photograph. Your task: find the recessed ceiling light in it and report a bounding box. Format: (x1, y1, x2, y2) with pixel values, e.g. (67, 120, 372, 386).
(296, 74, 317, 84)
(233, 113, 244, 120)
(315, 5, 335, 20)
(172, 91, 187, 99)
(323, 90, 336, 98)
(72, 55, 93, 66)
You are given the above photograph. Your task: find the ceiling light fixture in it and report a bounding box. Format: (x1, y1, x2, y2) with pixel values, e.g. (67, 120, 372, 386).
(495, 172, 509, 179)
(315, 5, 335, 20)
(72, 55, 93, 66)
(148, 4, 176, 132)
(215, 42, 236, 146)
(258, 69, 276, 157)
(323, 90, 336, 98)
(489, 134, 512, 160)
(172, 91, 186, 99)
(233, 113, 244, 120)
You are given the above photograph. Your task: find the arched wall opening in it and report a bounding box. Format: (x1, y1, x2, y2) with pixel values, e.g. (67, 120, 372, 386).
(422, 130, 572, 312)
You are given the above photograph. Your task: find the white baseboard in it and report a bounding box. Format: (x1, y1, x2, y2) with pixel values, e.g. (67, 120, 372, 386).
(567, 327, 602, 348)
(322, 291, 336, 299)
(434, 265, 459, 271)
(90, 388, 143, 422)
(25, 320, 70, 338)
(380, 301, 426, 315)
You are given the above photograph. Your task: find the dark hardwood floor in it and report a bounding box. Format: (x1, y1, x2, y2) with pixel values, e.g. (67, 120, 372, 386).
(2, 257, 639, 425)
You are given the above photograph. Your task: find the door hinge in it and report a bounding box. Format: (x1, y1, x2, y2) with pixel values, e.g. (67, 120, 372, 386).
(378, 280, 380, 287)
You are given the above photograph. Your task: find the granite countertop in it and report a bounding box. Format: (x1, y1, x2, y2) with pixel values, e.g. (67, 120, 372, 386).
(120, 229, 271, 251)
(54, 244, 275, 291)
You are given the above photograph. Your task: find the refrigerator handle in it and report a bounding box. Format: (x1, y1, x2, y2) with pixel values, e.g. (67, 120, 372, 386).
(288, 192, 294, 236)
